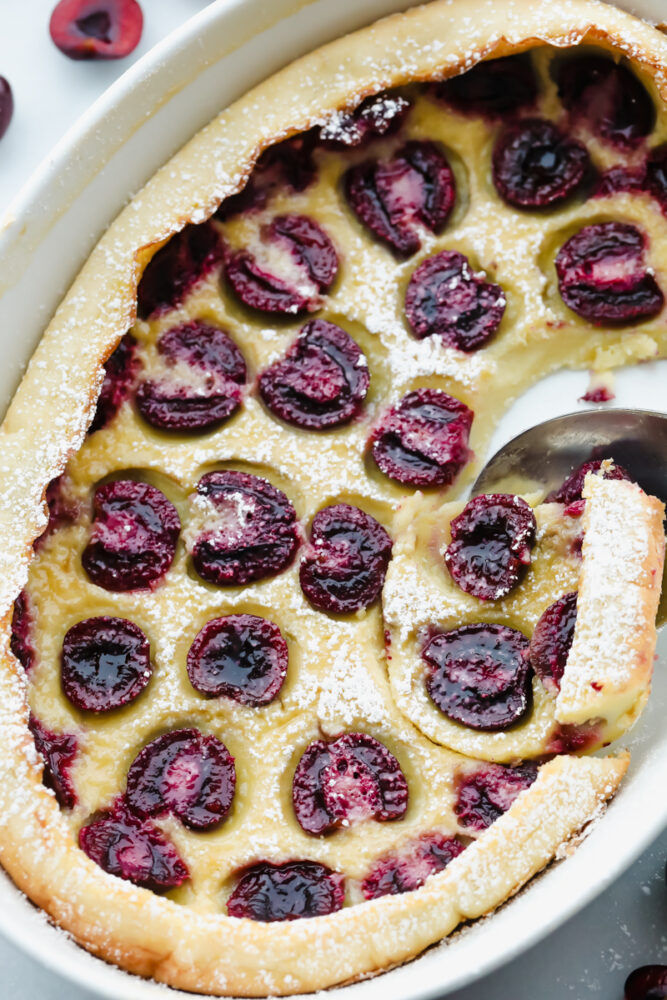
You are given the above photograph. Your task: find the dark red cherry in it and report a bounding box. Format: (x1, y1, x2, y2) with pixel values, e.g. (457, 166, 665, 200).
(34, 474, 82, 551)
(186, 614, 288, 705)
(126, 728, 235, 831)
(225, 214, 338, 315)
(227, 861, 344, 921)
(405, 250, 506, 352)
(492, 118, 590, 210)
(258, 319, 369, 430)
(344, 141, 456, 258)
(89, 333, 139, 434)
(299, 503, 392, 615)
(433, 54, 538, 118)
(369, 388, 473, 488)
(579, 385, 614, 403)
(530, 592, 578, 696)
(556, 222, 664, 326)
(624, 966, 667, 1000)
(137, 221, 221, 319)
(594, 164, 646, 200)
(216, 133, 317, 220)
(319, 93, 411, 149)
(82, 479, 180, 592)
(547, 721, 599, 755)
(445, 494, 537, 601)
(645, 144, 667, 212)
(61, 616, 152, 713)
(136, 321, 246, 432)
(423, 623, 532, 731)
(79, 798, 188, 890)
(28, 715, 78, 809)
(545, 458, 632, 504)
(49, 0, 143, 60)
(361, 832, 466, 899)
(11, 590, 35, 674)
(454, 762, 538, 831)
(556, 55, 655, 149)
(292, 732, 408, 836)
(188, 470, 298, 587)
(0, 77, 14, 140)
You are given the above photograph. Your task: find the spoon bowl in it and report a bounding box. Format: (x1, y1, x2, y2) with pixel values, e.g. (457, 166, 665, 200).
(471, 408, 667, 505)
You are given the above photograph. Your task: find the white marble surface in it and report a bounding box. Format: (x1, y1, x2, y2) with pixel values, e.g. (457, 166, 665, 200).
(0, 2, 665, 998)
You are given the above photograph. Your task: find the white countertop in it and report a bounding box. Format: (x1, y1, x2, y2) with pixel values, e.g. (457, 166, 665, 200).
(0, 2, 665, 998)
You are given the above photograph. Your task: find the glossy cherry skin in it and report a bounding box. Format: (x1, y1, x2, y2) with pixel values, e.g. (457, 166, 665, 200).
(624, 966, 667, 1000)
(292, 733, 408, 835)
(258, 319, 369, 430)
(29, 715, 78, 809)
(79, 798, 188, 891)
(492, 118, 590, 210)
(11, 590, 35, 674)
(369, 388, 473, 488)
(137, 221, 221, 319)
(344, 140, 456, 258)
(405, 250, 506, 352)
(423, 623, 533, 731)
(89, 333, 139, 433)
(555, 222, 664, 326)
(187, 614, 288, 705)
(125, 728, 236, 831)
(227, 861, 344, 921)
(530, 592, 578, 696)
(299, 504, 392, 615)
(361, 833, 466, 899)
(82, 479, 181, 592)
(433, 54, 538, 118)
(61, 616, 152, 713)
(545, 458, 632, 504)
(49, 0, 143, 61)
(0, 77, 14, 140)
(454, 762, 538, 831)
(188, 470, 299, 587)
(444, 494, 537, 601)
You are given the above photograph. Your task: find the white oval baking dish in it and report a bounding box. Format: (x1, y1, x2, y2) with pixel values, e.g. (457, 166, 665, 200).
(0, 1, 666, 998)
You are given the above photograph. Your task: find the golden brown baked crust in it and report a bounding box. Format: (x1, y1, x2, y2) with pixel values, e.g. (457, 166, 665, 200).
(0, 0, 665, 994)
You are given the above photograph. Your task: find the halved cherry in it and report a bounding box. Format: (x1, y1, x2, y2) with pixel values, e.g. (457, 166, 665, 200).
(645, 144, 667, 211)
(369, 388, 473, 488)
(319, 92, 411, 149)
(136, 321, 246, 432)
(49, 0, 143, 60)
(126, 728, 235, 831)
(545, 458, 632, 504)
(61, 616, 152, 713)
(137, 221, 221, 319)
(454, 761, 538, 831)
(186, 614, 288, 705)
(361, 832, 466, 899)
(492, 118, 590, 210)
(624, 966, 667, 1000)
(530, 592, 578, 697)
(556, 55, 655, 148)
(79, 798, 188, 890)
(34, 474, 82, 551)
(225, 214, 338, 315)
(29, 715, 78, 809)
(188, 470, 298, 587)
(89, 333, 139, 433)
(433, 54, 538, 118)
(299, 503, 392, 615)
(292, 733, 408, 835)
(344, 141, 456, 258)
(11, 590, 35, 674)
(216, 133, 317, 220)
(82, 479, 180, 592)
(227, 861, 344, 921)
(556, 222, 664, 326)
(445, 494, 537, 601)
(405, 250, 506, 352)
(0, 77, 13, 140)
(258, 319, 369, 430)
(423, 623, 532, 730)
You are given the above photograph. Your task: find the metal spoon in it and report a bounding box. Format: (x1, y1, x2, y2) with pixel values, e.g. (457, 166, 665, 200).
(470, 407, 667, 624)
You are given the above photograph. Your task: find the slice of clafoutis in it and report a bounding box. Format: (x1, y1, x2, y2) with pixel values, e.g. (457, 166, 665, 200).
(383, 471, 665, 762)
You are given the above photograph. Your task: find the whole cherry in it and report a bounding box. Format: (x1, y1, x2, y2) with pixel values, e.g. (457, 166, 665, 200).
(0, 77, 13, 141)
